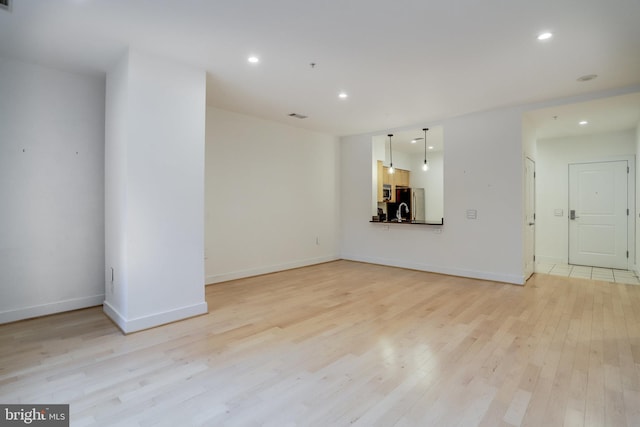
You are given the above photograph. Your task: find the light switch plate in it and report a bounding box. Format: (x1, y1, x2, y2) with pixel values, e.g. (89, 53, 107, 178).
(554, 209, 563, 217)
(466, 209, 477, 220)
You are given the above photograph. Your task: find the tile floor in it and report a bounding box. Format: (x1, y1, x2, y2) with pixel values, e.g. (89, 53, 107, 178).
(535, 262, 640, 285)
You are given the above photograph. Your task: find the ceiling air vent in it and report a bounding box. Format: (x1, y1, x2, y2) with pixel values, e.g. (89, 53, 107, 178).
(0, 0, 11, 12)
(288, 113, 308, 119)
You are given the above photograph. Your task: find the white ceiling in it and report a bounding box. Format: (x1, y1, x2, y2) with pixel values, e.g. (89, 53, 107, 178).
(372, 127, 444, 156)
(1, 0, 639, 137)
(525, 92, 640, 140)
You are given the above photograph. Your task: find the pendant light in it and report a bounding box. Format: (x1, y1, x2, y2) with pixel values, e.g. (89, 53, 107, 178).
(422, 128, 429, 171)
(388, 133, 394, 174)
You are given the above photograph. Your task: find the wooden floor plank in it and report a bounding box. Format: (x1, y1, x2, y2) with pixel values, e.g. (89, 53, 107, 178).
(1, 260, 639, 426)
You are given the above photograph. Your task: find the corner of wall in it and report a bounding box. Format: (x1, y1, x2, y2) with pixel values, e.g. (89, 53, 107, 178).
(1, 295, 105, 325)
(635, 120, 640, 274)
(104, 301, 208, 334)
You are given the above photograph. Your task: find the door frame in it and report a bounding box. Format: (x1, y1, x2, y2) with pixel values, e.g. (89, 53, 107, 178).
(524, 157, 535, 280)
(567, 156, 635, 270)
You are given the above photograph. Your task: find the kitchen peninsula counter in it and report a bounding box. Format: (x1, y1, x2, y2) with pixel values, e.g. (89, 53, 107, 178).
(370, 218, 444, 225)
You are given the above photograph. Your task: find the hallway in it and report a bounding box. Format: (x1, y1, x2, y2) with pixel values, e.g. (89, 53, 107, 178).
(536, 262, 640, 285)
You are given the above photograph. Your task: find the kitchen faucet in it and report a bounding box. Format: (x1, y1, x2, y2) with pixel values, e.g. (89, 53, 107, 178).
(397, 202, 409, 223)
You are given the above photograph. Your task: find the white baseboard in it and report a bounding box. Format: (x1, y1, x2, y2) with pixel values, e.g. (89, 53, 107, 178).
(103, 300, 208, 334)
(341, 254, 525, 285)
(205, 255, 340, 285)
(0, 294, 105, 324)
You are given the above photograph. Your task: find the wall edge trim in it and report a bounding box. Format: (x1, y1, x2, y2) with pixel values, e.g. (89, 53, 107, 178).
(104, 300, 208, 334)
(0, 294, 105, 324)
(341, 254, 525, 285)
(206, 255, 340, 285)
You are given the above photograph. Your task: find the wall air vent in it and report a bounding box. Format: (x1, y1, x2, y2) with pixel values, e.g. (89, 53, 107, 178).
(0, 0, 11, 12)
(288, 113, 308, 119)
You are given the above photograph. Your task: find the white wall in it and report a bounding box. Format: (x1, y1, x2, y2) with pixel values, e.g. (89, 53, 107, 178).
(536, 130, 636, 264)
(372, 138, 384, 215)
(104, 49, 208, 333)
(522, 115, 538, 162)
(205, 108, 340, 284)
(341, 107, 525, 284)
(636, 122, 640, 274)
(104, 51, 129, 318)
(0, 57, 105, 323)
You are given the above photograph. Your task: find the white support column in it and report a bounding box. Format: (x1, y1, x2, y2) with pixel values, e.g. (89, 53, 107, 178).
(104, 49, 207, 333)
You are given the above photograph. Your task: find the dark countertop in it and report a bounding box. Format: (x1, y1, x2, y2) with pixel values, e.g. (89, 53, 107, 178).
(370, 218, 444, 225)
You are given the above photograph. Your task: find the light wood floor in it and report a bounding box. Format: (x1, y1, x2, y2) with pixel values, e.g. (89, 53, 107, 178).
(1, 260, 640, 426)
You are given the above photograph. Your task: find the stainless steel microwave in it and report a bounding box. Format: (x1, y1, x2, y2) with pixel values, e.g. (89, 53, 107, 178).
(382, 184, 392, 201)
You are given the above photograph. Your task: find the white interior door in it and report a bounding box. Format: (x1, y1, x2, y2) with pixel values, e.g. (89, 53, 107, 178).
(568, 161, 628, 269)
(524, 158, 535, 280)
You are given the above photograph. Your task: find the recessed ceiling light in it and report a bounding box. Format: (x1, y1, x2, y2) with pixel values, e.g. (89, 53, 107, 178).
(537, 32, 553, 41)
(577, 74, 597, 82)
(428, 146, 434, 150)
(579, 120, 588, 125)
(248, 56, 259, 64)
(338, 92, 348, 99)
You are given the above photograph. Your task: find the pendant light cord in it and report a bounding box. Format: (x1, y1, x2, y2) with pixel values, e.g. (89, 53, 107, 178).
(388, 134, 393, 169)
(423, 128, 428, 169)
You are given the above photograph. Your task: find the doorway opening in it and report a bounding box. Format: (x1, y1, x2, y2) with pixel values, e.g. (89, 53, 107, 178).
(535, 263, 640, 284)
(522, 91, 640, 280)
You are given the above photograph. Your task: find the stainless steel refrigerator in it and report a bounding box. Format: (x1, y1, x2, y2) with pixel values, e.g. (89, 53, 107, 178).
(411, 188, 425, 221)
(394, 187, 426, 222)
